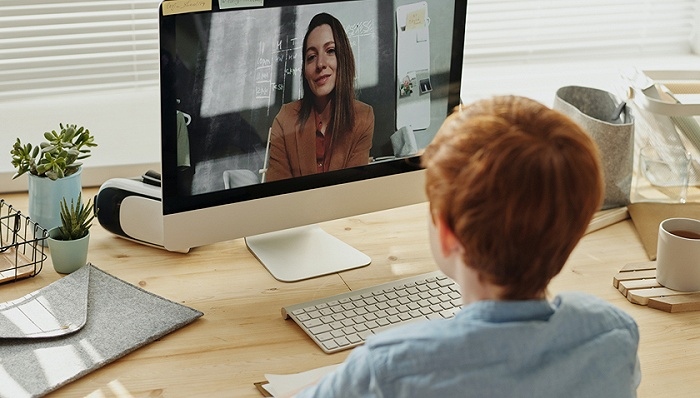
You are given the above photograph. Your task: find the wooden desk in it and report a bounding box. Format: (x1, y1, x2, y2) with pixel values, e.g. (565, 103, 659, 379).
(1, 189, 699, 397)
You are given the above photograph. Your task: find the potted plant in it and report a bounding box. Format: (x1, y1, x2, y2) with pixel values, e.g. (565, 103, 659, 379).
(9, 123, 97, 232)
(47, 194, 95, 274)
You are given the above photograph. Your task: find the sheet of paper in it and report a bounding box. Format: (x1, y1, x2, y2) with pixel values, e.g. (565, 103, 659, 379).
(162, 0, 212, 16)
(405, 8, 426, 30)
(263, 364, 340, 397)
(219, 0, 264, 10)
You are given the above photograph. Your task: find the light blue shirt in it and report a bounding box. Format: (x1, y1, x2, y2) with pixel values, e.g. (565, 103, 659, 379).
(296, 292, 640, 398)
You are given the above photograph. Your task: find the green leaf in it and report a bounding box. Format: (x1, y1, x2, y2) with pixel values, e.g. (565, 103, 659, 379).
(10, 123, 96, 179)
(35, 164, 49, 175)
(57, 194, 94, 240)
(64, 125, 76, 141)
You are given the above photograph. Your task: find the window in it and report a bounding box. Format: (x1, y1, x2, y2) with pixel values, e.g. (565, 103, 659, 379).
(461, 0, 700, 103)
(1, 0, 697, 101)
(464, 0, 698, 65)
(0, 0, 161, 101)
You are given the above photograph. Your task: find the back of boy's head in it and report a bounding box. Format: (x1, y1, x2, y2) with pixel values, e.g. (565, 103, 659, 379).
(422, 95, 603, 300)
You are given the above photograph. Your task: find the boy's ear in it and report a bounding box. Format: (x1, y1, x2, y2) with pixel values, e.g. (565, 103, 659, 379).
(435, 216, 462, 258)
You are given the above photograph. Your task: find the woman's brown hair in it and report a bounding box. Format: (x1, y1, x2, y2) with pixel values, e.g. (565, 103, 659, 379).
(298, 13, 356, 138)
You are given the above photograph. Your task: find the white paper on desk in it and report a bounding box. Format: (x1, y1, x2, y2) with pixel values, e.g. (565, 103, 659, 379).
(263, 364, 340, 397)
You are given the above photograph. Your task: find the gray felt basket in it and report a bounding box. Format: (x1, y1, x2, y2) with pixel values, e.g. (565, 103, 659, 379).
(554, 86, 634, 209)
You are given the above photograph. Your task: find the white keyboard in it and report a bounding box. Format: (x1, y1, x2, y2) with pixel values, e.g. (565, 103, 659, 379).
(282, 271, 462, 354)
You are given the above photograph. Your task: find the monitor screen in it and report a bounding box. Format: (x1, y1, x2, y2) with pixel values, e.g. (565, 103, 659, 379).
(159, 0, 466, 281)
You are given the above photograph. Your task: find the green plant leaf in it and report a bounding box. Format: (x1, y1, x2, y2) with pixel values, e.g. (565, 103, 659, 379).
(10, 123, 96, 180)
(57, 193, 94, 240)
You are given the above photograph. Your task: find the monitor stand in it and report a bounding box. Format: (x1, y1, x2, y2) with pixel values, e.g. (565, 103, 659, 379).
(244, 224, 371, 282)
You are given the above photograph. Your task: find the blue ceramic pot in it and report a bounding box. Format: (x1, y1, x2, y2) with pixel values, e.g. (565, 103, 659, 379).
(27, 169, 82, 232)
(47, 227, 89, 274)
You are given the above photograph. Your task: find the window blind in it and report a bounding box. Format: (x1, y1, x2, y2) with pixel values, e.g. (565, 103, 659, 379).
(0, 0, 161, 101)
(464, 0, 698, 65)
(0, 1, 697, 102)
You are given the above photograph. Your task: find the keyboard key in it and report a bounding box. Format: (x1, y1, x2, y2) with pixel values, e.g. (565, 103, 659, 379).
(331, 329, 344, 338)
(309, 324, 332, 335)
(322, 340, 339, 351)
(329, 321, 343, 330)
(317, 332, 333, 341)
(347, 334, 362, 344)
(297, 313, 311, 322)
(332, 313, 346, 321)
(303, 319, 322, 328)
(354, 323, 368, 332)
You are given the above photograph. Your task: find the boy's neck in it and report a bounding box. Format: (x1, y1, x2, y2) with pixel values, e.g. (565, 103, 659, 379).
(456, 264, 506, 304)
(454, 263, 547, 304)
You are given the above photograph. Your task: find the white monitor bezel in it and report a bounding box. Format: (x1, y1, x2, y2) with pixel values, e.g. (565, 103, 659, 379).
(159, 0, 466, 253)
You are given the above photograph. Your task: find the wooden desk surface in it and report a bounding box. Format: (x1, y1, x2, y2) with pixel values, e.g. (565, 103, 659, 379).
(2, 189, 699, 397)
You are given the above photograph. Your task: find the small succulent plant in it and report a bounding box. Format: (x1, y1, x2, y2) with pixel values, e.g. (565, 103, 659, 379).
(10, 123, 97, 180)
(55, 194, 95, 241)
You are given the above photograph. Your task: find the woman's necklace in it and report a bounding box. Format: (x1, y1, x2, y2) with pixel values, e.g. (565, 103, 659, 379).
(314, 102, 331, 135)
(314, 109, 325, 134)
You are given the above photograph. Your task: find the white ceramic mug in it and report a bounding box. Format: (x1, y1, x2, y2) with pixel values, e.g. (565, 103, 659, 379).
(656, 218, 700, 292)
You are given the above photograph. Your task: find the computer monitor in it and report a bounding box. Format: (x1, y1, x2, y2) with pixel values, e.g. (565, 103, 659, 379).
(159, 0, 466, 281)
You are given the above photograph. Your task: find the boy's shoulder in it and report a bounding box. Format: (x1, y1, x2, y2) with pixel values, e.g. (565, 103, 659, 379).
(550, 291, 639, 341)
(554, 292, 636, 322)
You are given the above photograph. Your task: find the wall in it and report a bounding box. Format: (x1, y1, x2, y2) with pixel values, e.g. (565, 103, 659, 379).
(0, 87, 161, 193)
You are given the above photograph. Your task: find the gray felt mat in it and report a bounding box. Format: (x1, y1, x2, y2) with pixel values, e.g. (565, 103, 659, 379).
(0, 264, 203, 397)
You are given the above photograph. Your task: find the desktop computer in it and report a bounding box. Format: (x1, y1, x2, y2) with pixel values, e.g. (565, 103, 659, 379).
(158, 0, 466, 282)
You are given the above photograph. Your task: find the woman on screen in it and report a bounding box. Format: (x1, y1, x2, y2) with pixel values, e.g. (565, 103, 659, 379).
(265, 12, 375, 182)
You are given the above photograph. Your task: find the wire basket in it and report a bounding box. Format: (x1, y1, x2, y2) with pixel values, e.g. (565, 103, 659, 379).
(0, 199, 47, 284)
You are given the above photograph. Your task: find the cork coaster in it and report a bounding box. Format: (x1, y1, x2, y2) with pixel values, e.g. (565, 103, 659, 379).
(613, 261, 700, 313)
